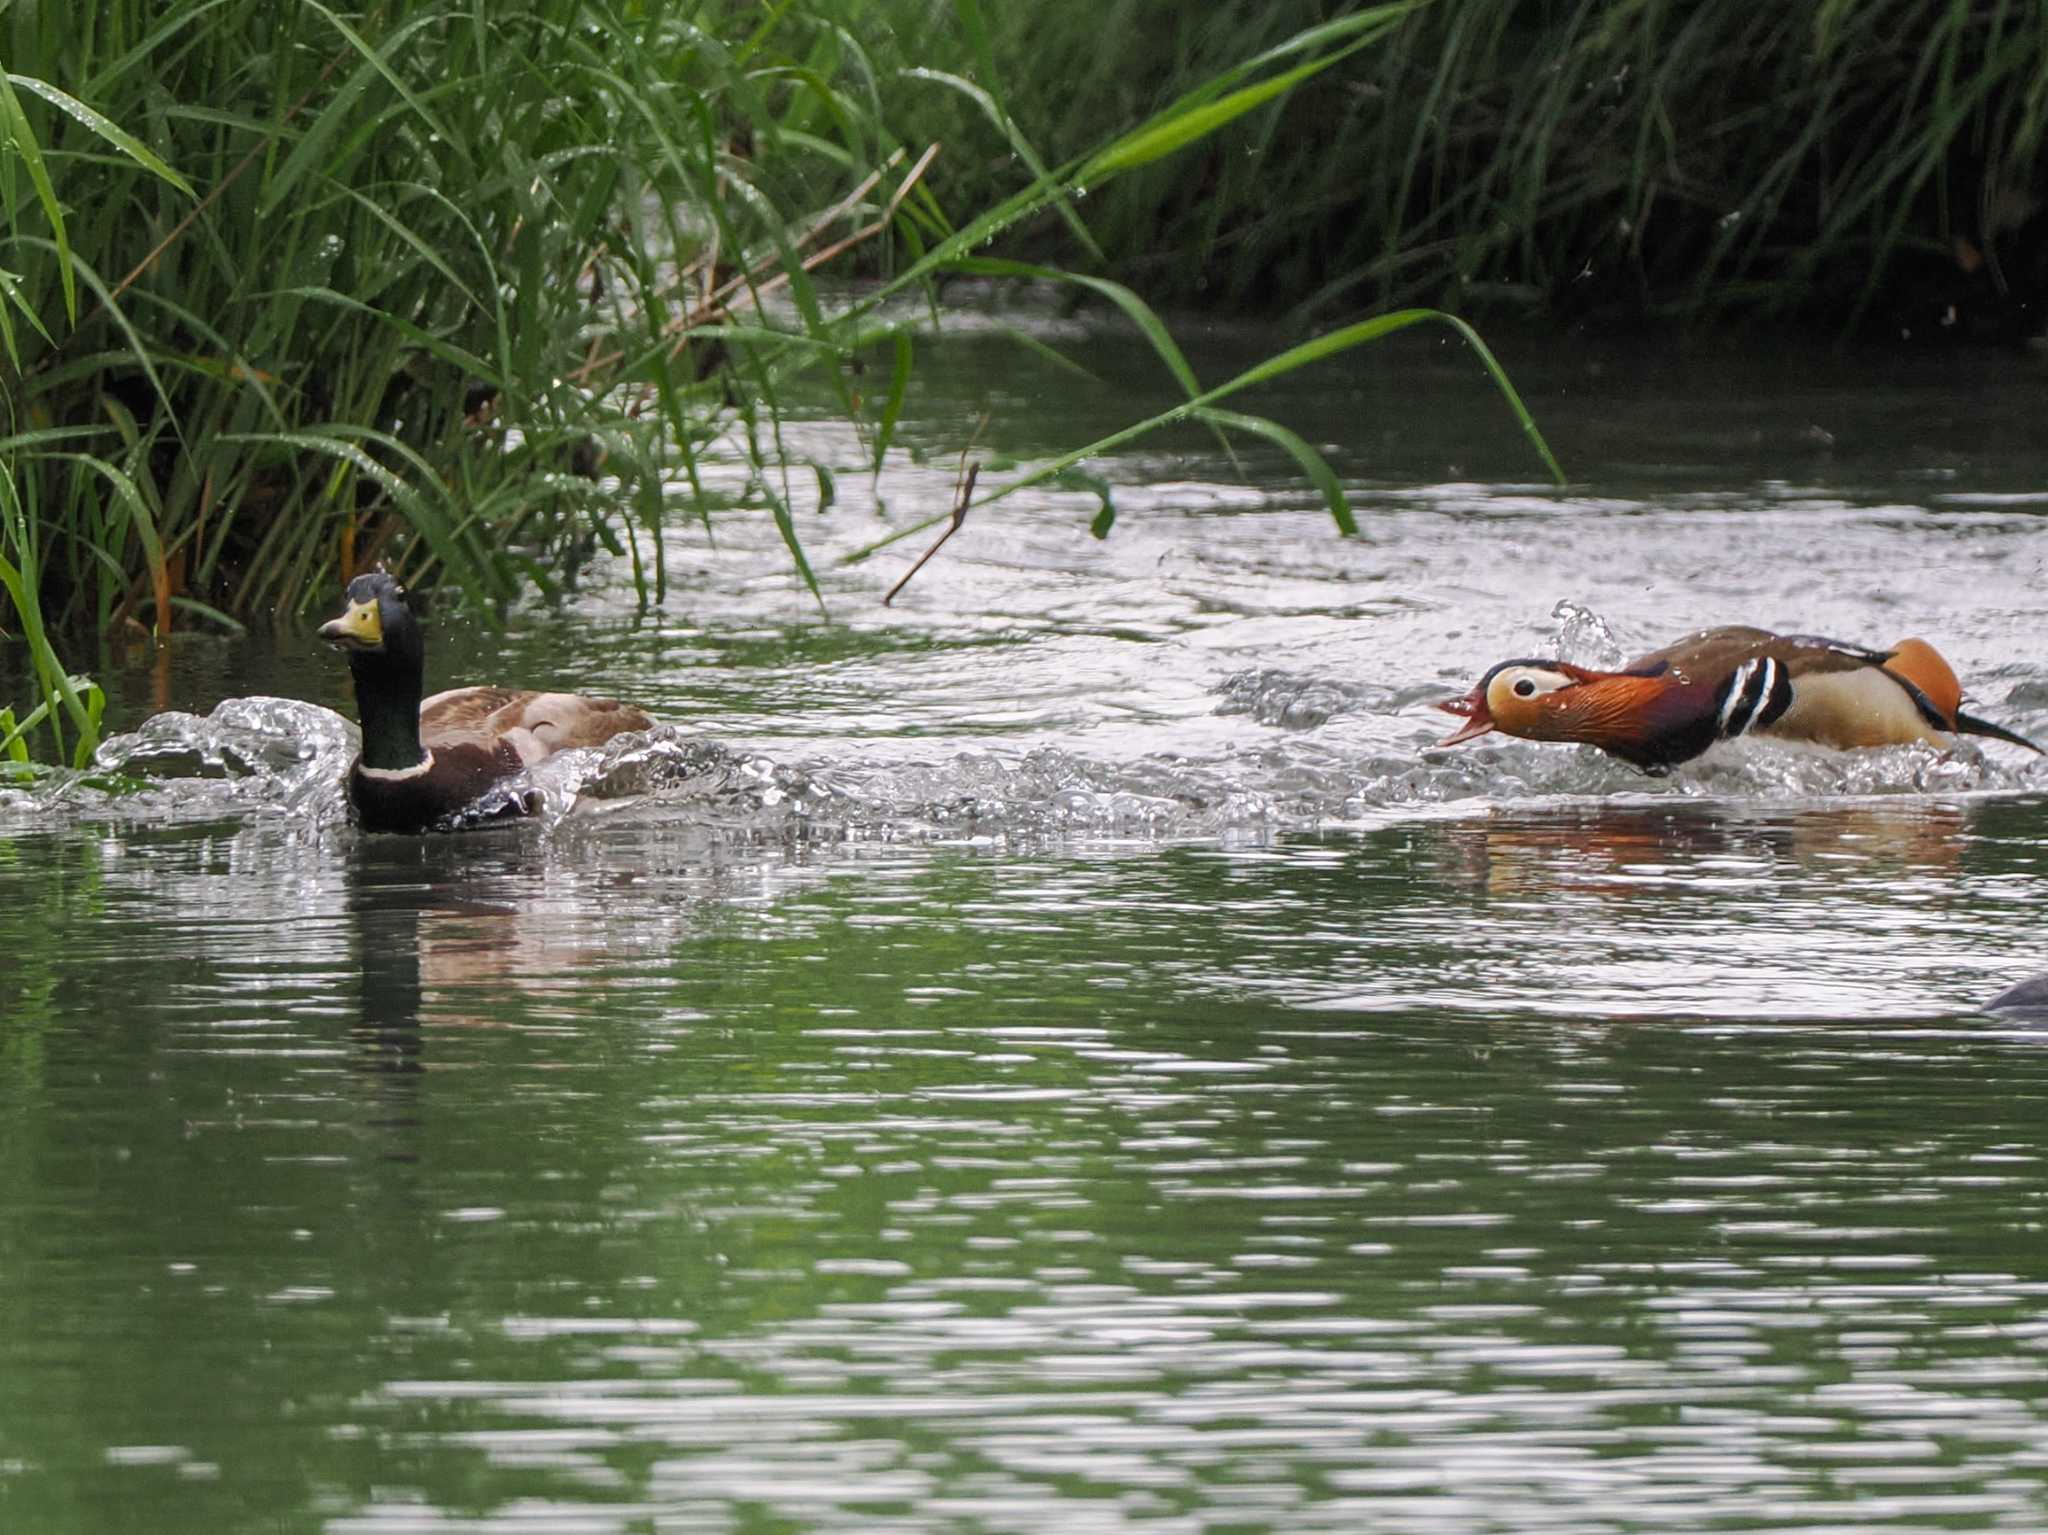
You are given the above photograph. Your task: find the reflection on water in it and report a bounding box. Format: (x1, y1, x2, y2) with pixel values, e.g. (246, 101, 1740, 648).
(5, 796, 2048, 1533)
(6, 325, 2048, 1533)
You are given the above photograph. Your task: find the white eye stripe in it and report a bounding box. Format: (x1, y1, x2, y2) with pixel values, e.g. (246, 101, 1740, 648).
(1487, 666, 1575, 712)
(1504, 668, 1570, 693)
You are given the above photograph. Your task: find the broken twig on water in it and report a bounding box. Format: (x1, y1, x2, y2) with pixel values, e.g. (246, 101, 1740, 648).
(884, 460, 979, 607)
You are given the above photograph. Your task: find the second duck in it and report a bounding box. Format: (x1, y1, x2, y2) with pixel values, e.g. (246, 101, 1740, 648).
(320, 571, 653, 832)
(1436, 625, 2041, 771)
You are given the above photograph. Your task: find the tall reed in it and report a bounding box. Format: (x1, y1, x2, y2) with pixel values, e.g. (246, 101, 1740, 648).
(887, 0, 2048, 332)
(3, 0, 943, 760)
(3, 0, 1560, 765)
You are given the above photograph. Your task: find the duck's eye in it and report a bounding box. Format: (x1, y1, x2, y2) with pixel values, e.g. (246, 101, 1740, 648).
(1513, 678, 1537, 698)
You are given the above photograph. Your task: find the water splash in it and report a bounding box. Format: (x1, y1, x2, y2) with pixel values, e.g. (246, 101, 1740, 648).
(460, 727, 858, 836)
(6, 696, 366, 831)
(821, 746, 1279, 841)
(497, 732, 1286, 843)
(11, 589, 2045, 844)
(1212, 669, 1401, 728)
(96, 696, 356, 782)
(1551, 598, 1630, 667)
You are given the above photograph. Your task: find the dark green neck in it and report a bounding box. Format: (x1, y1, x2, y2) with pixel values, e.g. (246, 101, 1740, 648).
(347, 649, 427, 771)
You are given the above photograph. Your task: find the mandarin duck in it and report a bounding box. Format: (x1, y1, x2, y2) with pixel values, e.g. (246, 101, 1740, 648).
(320, 572, 653, 832)
(1436, 625, 2040, 772)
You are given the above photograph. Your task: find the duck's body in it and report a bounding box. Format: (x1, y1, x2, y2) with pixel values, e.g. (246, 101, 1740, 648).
(1437, 625, 2039, 771)
(321, 573, 652, 832)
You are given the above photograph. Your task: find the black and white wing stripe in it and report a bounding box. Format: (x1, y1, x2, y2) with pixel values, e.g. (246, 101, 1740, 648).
(1714, 655, 1793, 739)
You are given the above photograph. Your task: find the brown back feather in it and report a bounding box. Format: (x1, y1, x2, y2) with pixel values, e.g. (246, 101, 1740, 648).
(421, 686, 652, 756)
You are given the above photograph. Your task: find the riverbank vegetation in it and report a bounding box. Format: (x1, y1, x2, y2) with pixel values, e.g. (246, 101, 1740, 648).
(891, 0, 2048, 338)
(5, 0, 916, 762)
(6, 0, 2043, 765)
(3, 0, 1578, 766)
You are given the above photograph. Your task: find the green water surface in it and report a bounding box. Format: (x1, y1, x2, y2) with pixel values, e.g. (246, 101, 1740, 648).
(6, 327, 2048, 1533)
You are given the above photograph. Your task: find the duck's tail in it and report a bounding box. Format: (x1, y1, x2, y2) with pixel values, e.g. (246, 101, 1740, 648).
(1954, 710, 2046, 755)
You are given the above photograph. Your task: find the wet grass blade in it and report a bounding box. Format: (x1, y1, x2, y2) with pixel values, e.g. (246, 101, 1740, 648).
(1192, 407, 1356, 536)
(873, 331, 913, 475)
(0, 72, 76, 324)
(903, 61, 1101, 262)
(844, 307, 1564, 562)
(0, 543, 97, 761)
(953, 257, 1203, 396)
(5, 72, 196, 197)
(57, 446, 172, 637)
(770, 491, 825, 610)
(1082, 22, 1392, 182)
(947, 255, 1241, 463)
(1005, 307, 1564, 502)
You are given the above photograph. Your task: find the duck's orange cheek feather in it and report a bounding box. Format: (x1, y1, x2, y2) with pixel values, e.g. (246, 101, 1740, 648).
(1522, 678, 1677, 747)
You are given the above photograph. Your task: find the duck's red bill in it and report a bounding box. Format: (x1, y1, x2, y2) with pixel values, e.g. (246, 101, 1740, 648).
(1434, 693, 1495, 747)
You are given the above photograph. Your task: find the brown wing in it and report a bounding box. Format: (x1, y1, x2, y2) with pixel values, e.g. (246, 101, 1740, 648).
(420, 686, 652, 766)
(419, 687, 529, 743)
(1627, 626, 1766, 684)
(1630, 626, 1893, 686)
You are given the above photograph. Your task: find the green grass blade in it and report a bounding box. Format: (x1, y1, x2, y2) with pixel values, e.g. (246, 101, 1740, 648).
(0, 702, 38, 763)
(873, 330, 913, 474)
(1193, 407, 1356, 535)
(55, 448, 170, 634)
(1148, 4, 1425, 122)
(994, 307, 1561, 504)
(769, 491, 824, 610)
(0, 72, 75, 324)
(5, 72, 197, 196)
(1083, 49, 1355, 181)
(844, 307, 1562, 563)
(900, 67, 1102, 260)
(0, 546, 96, 756)
(953, 256, 1202, 396)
